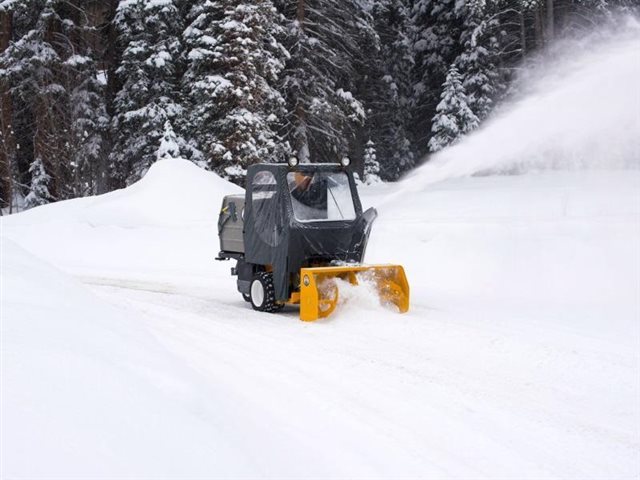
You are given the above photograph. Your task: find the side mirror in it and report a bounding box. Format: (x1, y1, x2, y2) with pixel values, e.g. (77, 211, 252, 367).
(361, 207, 378, 226)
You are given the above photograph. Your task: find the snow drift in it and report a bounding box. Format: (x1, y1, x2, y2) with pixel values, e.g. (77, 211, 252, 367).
(1, 158, 242, 281)
(0, 240, 255, 478)
(8, 157, 242, 228)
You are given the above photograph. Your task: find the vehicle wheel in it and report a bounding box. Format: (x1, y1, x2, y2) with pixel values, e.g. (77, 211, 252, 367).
(242, 293, 251, 303)
(250, 272, 284, 313)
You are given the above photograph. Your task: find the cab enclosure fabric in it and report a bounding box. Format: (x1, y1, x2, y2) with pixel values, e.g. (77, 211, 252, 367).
(243, 163, 377, 301)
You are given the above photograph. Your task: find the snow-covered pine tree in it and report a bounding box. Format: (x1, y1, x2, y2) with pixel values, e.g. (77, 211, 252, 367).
(365, 0, 415, 180)
(183, 0, 288, 183)
(23, 156, 51, 207)
(410, 0, 462, 152)
(0, 3, 15, 209)
(157, 120, 180, 160)
(454, 0, 503, 121)
(428, 65, 478, 152)
(362, 139, 382, 185)
(110, 0, 185, 186)
(1, 1, 114, 204)
(65, 51, 109, 197)
(0, 0, 68, 204)
(275, 0, 376, 164)
(181, 0, 221, 170)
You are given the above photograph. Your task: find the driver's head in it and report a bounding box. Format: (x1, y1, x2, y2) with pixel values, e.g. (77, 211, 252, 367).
(293, 172, 312, 191)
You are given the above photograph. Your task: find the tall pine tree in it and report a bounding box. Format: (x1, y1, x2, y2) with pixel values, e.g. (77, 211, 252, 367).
(410, 0, 462, 152)
(275, 0, 376, 164)
(63, 11, 110, 197)
(365, 0, 415, 180)
(455, 0, 503, 121)
(110, 0, 185, 186)
(1, 0, 68, 203)
(183, 0, 288, 183)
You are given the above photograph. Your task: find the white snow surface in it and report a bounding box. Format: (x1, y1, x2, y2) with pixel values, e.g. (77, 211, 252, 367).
(1, 239, 254, 478)
(2, 158, 639, 478)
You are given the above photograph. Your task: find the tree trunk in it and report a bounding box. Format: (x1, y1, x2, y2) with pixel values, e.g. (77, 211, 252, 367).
(101, 0, 119, 192)
(33, 15, 59, 201)
(534, 4, 544, 50)
(546, 0, 555, 44)
(520, 9, 527, 57)
(294, 0, 309, 162)
(0, 10, 15, 210)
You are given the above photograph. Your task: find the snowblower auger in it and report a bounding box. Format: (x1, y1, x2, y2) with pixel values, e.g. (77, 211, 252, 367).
(299, 265, 409, 321)
(215, 160, 410, 321)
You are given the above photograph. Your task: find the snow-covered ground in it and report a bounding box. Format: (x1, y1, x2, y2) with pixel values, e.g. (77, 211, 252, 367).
(2, 158, 639, 479)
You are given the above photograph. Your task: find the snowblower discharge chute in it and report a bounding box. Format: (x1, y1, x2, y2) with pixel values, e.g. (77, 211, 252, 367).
(216, 162, 409, 321)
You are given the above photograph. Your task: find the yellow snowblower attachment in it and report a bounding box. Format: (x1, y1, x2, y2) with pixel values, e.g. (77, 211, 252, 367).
(297, 265, 409, 321)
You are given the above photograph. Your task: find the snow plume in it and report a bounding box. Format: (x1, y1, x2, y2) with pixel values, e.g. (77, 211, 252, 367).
(408, 16, 640, 187)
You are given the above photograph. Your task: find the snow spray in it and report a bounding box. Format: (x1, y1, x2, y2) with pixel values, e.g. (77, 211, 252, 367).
(403, 16, 640, 191)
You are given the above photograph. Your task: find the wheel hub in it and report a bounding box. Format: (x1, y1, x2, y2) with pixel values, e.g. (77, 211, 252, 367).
(251, 279, 265, 307)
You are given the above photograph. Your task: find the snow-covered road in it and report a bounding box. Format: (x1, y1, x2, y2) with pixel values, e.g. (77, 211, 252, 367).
(3, 159, 638, 478)
(87, 279, 638, 479)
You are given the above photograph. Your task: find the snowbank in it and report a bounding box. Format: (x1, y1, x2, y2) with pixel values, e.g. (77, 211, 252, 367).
(5, 157, 242, 228)
(1, 158, 242, 281)
(0, 239, 253, 478)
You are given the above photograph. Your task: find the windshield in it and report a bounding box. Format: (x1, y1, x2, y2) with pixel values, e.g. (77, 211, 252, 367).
(287, 171, 357, 222)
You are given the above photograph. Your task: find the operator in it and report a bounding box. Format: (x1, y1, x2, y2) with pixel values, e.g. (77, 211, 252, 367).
(290, 171, 328, 212)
